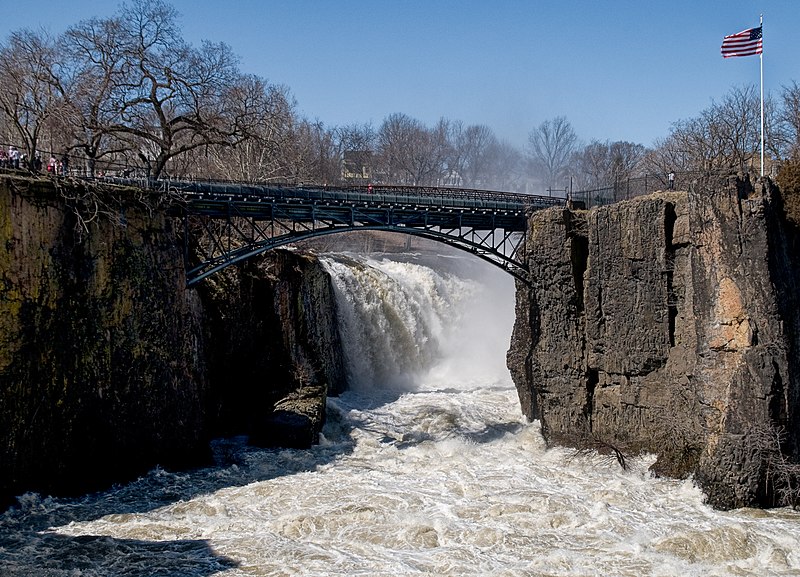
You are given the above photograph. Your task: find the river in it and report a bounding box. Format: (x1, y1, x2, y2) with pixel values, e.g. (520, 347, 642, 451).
(1, 251, 800, 576)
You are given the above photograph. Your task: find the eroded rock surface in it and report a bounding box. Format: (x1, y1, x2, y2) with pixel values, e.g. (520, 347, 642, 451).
(0, 175, 343, 506)
(508, 178, 800, 509)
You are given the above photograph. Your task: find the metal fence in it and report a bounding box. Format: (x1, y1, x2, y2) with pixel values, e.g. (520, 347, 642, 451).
(1, 143, 752, 211)
(0, 143, 145, 178)
(569, 170, 749, 209)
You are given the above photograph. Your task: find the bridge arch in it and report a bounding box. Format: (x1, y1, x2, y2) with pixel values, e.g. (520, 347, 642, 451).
(168, 180, 564, 287)
(186, 225, 529, 286)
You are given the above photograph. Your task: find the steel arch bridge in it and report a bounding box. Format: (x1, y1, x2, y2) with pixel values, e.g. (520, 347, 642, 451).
(154, 180, 565, 286)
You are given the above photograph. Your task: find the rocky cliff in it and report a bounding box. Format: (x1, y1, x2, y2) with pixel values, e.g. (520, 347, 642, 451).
(0, 174, 342, 507)
(508, 177, 800, 509)
(196, 250, 346, 449)
(0, 175, 208, 504)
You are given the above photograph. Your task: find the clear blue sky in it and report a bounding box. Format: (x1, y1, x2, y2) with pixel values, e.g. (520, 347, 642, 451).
(2, 1, 798, 149)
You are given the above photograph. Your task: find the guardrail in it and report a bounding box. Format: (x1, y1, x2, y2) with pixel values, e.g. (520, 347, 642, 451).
(1, 142, 748, 211)
(97, 176, 566, 212)
(569, 170, 747, 208)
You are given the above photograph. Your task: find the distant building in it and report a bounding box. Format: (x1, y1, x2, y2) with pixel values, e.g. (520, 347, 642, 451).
(441, 170, 462, 187)
(342, 150, 373, 183)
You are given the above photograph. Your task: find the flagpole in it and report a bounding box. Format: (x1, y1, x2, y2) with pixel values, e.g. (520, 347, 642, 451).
(760, 13, 764, 177)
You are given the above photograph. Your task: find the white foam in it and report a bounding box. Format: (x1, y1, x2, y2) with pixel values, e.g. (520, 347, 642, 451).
(15, 254, 800, 576)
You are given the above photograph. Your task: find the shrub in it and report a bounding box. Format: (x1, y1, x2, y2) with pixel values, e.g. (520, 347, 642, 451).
(776, 156, 800, 226)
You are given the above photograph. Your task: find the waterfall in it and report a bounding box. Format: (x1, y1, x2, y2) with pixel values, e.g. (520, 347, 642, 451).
(321, 253, 516, 393)
(8, 252, 800, 577)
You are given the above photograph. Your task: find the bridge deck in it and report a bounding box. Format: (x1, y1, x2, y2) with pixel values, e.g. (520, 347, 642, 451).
(115, 178, 568, 285)
(164, 181, 563, 210)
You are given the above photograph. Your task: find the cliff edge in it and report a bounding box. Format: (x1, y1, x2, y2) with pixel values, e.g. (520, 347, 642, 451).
(508, 177, 800, 509)
(0, 175, 209, 503)
(0, 175, 343, 507)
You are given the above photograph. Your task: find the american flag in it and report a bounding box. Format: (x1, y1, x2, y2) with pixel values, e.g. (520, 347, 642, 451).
(721, 26, 763, 58)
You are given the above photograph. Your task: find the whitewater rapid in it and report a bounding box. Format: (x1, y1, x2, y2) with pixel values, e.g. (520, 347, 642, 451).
(2, 252, 800, 576)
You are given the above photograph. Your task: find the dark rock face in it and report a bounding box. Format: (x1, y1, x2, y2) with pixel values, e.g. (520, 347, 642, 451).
(0, 175, 344, 507)
(0, 176, 209, 504)
(508, 179, 800, 509)
(195, 250, 346, 448)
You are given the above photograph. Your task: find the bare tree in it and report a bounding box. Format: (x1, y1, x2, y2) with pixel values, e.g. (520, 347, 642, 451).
(376, 112, 428, 185)
(277, 119, 340, 184)
(200, 81, 296, 182)
(449, 123, 498, 188)
(307, 121, 341, 184)
(749, 424, 800, 508)
(527, 115, 577, 190)
(708, 84, 763, 171)
(414, 117, 452, 186)
(485, 140, 525, 191)
(58, 15, 132, 176)
(780, 81, 800, 158)
(644, 85, 777, 176)
(0, 29, 63, 168)
(377, 115, 449, 186)
(571, 140, 646, 189)
(337, 122, 376, 184)
(641, 133, 691, 179)
(337, 122, 376, 152)
(54, 0, 264, 179)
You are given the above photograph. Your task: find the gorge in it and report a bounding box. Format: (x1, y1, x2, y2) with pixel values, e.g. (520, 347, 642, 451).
(1, 172, 799, 512)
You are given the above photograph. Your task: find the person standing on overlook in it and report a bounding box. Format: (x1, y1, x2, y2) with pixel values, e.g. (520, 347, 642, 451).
(8, 146, 19, 169)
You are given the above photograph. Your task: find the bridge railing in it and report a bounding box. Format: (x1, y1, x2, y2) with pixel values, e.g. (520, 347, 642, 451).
(570, 170, 747, 208)
(96, 176, 567, 212)
(2, 146, 751, 213)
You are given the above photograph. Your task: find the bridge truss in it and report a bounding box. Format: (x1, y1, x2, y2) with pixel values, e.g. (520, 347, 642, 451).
(160, 181, 564, 286)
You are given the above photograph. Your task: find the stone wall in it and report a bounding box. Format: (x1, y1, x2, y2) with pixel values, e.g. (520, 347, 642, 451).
(508, 178, 800, 509)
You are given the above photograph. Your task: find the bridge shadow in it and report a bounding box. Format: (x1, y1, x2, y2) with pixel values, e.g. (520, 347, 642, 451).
(1, 410, 359, 525)
(0, 402, 361, 576)
(0, 384, 520, 574)
(0, 531, 238, 576)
